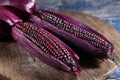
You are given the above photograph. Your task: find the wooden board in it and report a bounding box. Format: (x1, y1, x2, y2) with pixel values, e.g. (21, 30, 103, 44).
(0, 10, 120, 80)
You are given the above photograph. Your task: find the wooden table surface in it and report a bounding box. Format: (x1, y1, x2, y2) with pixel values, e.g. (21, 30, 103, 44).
(0, 10, 120, 80)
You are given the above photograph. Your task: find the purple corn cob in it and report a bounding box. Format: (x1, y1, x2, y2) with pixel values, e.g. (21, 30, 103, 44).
(0, 0, 114, 75)
(30, 10, 114, 59)
(12, 21, 81, 74)
(0, 6, 81, 74)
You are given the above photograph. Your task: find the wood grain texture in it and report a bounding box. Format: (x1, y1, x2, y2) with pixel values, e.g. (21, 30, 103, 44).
(0, 10, 119, 80)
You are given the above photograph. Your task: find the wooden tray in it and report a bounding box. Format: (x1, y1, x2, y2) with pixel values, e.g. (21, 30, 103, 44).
(0, 10, 120, 80)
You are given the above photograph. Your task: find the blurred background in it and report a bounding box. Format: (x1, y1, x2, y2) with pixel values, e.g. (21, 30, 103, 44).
(37, 0, 120, 79)
(37, 0, 120, 33)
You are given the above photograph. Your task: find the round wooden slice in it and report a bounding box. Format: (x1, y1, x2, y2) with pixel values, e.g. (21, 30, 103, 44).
(0, 10, 120, 80)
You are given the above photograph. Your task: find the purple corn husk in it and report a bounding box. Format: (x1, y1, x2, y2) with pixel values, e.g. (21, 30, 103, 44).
(0, 0, 36, 14)
(12, 22, 81, 75)
(31, 10, 114, 59)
